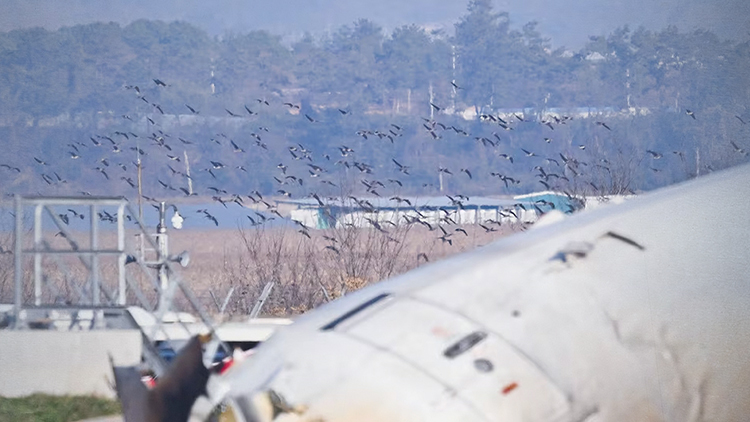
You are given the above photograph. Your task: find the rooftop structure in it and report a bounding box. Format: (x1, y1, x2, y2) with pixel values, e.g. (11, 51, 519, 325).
(280, 192, 584, 230)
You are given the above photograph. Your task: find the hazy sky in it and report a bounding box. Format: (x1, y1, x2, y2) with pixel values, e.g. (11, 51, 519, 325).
(1, 0, 748, 48)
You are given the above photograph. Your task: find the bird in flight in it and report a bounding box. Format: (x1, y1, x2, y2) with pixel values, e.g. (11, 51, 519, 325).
(479, 224, 497, 233)
(730, 141, 746, 155)
(201, 210, 218, 226)
(646, 150, 663, 159)
(438, 167, 453, 175)
(323, 245, 340, 255)
(392, 159, 410, 175)
(685, 109, 696, 120)
(230, 140, 245, 153)
(1, 163, 20, 172)
(95, 167, 109, 179)
(498, 153, 514, 163)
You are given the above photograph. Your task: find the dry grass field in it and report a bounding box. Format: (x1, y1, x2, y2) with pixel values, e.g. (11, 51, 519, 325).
(0, 221, 524, 318)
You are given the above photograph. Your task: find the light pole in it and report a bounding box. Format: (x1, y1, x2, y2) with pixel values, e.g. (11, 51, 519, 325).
(154, 202, 188, 312)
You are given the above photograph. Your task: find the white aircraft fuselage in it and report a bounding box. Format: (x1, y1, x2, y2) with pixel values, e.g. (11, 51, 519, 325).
(213, 164, 750, 422)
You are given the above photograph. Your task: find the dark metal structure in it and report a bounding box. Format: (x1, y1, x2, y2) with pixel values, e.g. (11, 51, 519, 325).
(11, 195, 221, 376)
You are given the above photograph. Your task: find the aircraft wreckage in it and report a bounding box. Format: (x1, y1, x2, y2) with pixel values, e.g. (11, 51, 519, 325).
(114, 163, 750, 421)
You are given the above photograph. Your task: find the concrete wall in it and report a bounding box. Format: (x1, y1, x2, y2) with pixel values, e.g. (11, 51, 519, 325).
(0, 330, 141, 398)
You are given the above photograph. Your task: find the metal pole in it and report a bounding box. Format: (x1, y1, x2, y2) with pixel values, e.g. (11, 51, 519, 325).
(184, 150, 193, 195)
(249, 282, 275, 319)
(137, 139, 143, 222)
(438, 166, 444, 193)
(451, 44, 456, 111)
(117, 203, 126, 306)
(429, 82, 434, 120)
(90, 204, 99, 306)
(696, 147, 700, 177)
(33, 205, 42, 306)
(157, 202, 169, 311)
(14, 195, 23, 329)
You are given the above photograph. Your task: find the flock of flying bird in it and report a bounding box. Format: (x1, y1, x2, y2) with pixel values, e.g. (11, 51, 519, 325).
(1, 77, 748, 261)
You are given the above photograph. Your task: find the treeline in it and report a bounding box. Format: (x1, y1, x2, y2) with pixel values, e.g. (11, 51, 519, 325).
(0, 0, 748, 198)
(2, 0, 748, 119)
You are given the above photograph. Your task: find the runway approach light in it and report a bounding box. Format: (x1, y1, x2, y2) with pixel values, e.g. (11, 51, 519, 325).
(171, 210, 184, 229)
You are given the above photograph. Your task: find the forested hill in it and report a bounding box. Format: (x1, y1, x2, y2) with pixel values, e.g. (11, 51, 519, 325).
(2, 0, 747, 50)
(0, 0, 748, 202)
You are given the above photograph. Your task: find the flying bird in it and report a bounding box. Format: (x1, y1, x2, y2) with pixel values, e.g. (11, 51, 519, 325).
(646, 150, 663, 159)
(438, 167, 453, 175)
(392, 159, 410, 175)
(230, 140, 245, 153)
(498, 154, 514, 163)
(202, 211, 219, 226)
(1, 163, 20, 172)
(479, 224, 497, 233)
(730, 141, 746, 155)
